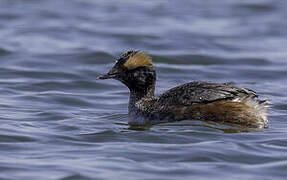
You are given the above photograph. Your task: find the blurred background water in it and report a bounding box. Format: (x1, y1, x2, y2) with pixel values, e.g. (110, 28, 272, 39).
(0, 0, 287, 179)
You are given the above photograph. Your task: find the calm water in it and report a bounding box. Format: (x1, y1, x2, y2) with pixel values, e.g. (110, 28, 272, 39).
(1, 0, 287, 179)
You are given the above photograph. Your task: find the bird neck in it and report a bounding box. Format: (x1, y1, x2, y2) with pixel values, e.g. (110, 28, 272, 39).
(128, 84, 155, 112)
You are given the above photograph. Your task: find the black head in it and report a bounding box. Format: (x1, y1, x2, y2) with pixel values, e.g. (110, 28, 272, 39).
(98, 51, 156, 93)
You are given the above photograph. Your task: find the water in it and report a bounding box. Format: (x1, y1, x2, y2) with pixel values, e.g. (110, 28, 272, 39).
(0, 0, 287, 179)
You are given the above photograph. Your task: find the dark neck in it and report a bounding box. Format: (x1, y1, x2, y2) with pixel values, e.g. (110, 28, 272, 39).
(130, 85, 155, 100)
(121, 66, 156, 113)
(128, 84, 155, 112)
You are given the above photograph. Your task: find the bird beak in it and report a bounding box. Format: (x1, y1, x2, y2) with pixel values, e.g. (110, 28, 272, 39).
(97, 73, 110, 79)
(97, 73, 116, 80)
(97, 67, 119, 80)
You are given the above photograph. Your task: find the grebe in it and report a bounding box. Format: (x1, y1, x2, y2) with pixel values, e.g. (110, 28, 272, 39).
(98, 50, 268, 129)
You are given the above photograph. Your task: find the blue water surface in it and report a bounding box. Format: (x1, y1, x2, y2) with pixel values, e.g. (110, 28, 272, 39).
(0, 0, 287, 179)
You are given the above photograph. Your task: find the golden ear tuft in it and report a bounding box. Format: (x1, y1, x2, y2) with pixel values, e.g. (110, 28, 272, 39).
(123, 52, 153, 70)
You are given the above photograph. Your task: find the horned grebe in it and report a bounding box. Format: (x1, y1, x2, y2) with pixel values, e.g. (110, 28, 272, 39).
(98, 50, 268, 129)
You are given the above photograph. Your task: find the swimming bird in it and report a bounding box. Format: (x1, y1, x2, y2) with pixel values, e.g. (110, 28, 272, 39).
(98, 50, 268, 129)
